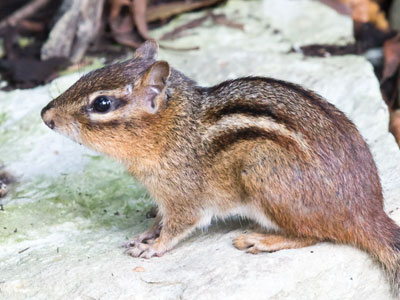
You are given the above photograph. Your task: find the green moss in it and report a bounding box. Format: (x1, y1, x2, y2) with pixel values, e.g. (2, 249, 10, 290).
(0, 155, 153, 244)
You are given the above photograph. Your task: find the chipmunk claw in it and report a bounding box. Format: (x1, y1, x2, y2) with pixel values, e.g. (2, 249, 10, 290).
(125, 242, 149, 257)
(139, 247, 157, 259)
(125, 246, 142, 257)
(122, 239, 139, 248)
(123, 223, 162, 248)
(123, 237, 157, 249)
(122, 241, 134, 248)
(125, 241, 166, 259)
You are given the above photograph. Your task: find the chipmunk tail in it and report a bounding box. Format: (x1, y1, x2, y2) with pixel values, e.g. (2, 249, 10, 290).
(381, 241, 400, 296)
(358, 214, 400, 296)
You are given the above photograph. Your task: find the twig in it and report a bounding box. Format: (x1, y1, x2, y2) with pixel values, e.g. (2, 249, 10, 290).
(160, 11, 243, 42)
(18, 247, 30, 254)
(0, 0, 50, 30)
(209, 12, 244, 31)
(160, 15, 209, 41)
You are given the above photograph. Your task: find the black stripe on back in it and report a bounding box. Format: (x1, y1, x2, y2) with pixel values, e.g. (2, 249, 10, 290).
(240, 77, 340, 124)
(206, 103, 280, 122)
(205, 126, 299, 156)
(205, 76, 339, 124)
(259, 77, 338, 119)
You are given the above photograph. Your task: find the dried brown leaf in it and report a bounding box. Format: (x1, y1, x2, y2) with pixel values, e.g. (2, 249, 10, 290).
(109, 0, 141, 48)
(132, 0, 151, 40)
(110, 0, 131, 19)
(339, 0, 389, 31)
(390, 110, 400, 147)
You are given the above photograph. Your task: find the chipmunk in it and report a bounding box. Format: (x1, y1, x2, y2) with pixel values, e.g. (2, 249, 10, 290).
(41, 40, 400, 294)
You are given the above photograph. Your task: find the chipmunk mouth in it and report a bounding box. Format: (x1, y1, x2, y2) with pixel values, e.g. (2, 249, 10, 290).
(41, 105, 83, 144)
(54, 121, 83, 145)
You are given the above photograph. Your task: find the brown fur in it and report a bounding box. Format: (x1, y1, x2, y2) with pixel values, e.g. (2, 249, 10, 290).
(41, 40, 400, 294)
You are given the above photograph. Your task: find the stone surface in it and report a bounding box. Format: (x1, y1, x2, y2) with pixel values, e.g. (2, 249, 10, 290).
(1, 0, 400, 299)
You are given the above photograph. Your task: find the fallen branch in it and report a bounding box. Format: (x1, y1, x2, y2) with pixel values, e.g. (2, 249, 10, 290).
(0, 0, 50, 30)
(41, 0, 105, 63)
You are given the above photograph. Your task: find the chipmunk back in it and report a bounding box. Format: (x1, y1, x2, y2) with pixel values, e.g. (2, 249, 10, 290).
(41, 40, 400, 295)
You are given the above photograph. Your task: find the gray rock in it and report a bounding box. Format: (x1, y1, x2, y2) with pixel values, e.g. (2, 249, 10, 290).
(1, 0, 400, 299)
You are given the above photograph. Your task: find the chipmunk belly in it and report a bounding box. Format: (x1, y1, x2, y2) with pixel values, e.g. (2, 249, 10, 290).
(197, 204, 281, 232)
(226, 205, 281, 231)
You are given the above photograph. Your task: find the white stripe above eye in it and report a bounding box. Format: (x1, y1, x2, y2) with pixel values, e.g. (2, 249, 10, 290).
(89, 110, 122, 122)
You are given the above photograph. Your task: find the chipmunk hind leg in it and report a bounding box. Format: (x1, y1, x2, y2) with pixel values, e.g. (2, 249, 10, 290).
(233, 232, 317, 254)
(234, 147, 318, 253)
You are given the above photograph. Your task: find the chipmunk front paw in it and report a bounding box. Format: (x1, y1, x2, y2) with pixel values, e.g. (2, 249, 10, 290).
(125, 240, 166, 259)
(123, 222, 162, 248)
(123, 237, 156, 249)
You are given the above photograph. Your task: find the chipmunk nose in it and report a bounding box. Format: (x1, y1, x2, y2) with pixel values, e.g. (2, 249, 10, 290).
(44, 119, 55, 129)
(41, 103, 56, 130)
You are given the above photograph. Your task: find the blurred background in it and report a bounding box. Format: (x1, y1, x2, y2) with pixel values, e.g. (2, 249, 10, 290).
(0, 0, 399, 131)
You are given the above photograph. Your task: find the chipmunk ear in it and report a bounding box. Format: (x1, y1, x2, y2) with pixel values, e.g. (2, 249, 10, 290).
(134, 39, 159, 61)
(138, 61, 170, 114)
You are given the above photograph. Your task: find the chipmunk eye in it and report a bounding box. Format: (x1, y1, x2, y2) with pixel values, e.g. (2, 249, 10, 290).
(93, 96, 111, 113)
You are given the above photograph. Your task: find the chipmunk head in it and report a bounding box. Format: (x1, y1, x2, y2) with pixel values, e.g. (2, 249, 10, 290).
(41, 40, 171, 161)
